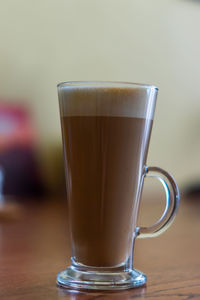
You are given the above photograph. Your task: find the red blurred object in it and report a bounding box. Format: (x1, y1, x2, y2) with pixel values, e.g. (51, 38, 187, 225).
(0, 104, 36, 151)
(0, 103, 44, 198)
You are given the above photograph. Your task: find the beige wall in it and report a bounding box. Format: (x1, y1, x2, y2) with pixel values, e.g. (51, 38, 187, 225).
(0, 0, 200, 187)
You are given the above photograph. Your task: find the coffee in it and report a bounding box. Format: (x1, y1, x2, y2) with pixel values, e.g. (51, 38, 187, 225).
(61, 115, 152, 267)
(59, 86, 153, 267)
(57, 83, 182, 291)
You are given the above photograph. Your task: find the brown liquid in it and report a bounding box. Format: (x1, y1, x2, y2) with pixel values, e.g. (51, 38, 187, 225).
(61, 115, 152, 267)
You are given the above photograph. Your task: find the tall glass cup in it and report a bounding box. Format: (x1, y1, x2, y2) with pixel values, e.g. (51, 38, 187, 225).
(57, 81, 180, 290)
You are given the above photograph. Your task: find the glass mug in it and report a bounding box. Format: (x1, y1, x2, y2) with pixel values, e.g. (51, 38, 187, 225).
(57, 81, 180, 290)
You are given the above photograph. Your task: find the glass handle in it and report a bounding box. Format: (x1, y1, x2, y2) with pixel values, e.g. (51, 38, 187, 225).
(137, 166, 180, 238)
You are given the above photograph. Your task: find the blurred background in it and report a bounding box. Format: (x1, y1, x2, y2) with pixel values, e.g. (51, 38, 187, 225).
(0, 0, 200, 198)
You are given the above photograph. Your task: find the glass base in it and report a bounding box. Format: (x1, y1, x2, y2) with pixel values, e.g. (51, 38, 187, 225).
(57, 265, 147, 291)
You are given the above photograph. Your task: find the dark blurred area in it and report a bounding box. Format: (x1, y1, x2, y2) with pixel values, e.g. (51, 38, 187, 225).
(0, 104, 45, 199)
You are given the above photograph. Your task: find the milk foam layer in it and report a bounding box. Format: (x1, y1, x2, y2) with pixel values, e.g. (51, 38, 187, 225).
(58, 85, 157, 120)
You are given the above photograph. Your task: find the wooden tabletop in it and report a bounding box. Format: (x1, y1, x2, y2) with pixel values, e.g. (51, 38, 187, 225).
(0, 195, 200, 300)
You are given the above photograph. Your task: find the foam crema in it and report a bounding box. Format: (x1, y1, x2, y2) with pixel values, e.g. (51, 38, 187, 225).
(58, 85, 158, 120)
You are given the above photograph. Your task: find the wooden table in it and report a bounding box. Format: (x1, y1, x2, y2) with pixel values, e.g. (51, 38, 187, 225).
(0, 195, 200, 300)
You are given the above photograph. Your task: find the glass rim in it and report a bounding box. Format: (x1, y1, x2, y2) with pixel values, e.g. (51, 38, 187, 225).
(57, 81, 158, 91)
